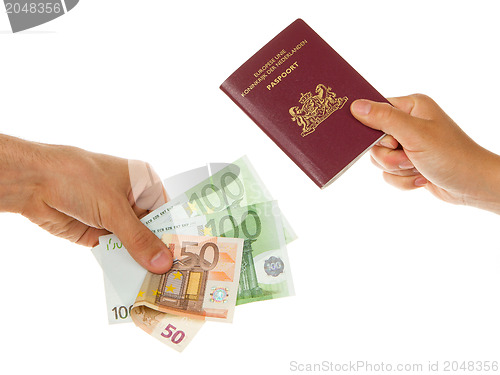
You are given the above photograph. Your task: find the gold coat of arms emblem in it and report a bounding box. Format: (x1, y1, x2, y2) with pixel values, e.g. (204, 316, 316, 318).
(289, 84, 348, 137)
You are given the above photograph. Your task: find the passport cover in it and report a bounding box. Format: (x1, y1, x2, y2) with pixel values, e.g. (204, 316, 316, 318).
(220, 18, 387, 188)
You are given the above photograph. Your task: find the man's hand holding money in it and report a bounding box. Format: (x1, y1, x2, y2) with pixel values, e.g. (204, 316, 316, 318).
(0, 134, 173, 274)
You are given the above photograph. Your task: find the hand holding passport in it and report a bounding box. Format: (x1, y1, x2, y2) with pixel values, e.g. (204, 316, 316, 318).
(220, 19, 500, 214)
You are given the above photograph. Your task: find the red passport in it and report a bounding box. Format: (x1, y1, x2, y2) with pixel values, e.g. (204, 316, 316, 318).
(220, 19, 387, 188)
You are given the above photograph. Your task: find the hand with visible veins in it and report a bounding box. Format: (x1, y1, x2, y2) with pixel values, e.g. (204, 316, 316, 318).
(350, 94, 500, 214)
(0, 134, 173, 273)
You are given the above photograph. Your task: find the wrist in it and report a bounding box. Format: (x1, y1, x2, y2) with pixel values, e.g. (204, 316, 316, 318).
(464, 148, 500, 215)
(0, 135, 47, 214)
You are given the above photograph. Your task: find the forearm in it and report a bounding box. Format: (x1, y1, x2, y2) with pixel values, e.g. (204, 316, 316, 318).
(0, 135, 46, 214)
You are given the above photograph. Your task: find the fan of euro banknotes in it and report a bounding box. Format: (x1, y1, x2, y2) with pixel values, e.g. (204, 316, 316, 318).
(92, 156, 296, 351)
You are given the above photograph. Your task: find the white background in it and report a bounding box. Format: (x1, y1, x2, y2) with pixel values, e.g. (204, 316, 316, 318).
(1, 1, 500, 374)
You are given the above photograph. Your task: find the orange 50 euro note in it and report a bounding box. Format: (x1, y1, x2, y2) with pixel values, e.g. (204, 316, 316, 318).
(131, 234, 243, 347)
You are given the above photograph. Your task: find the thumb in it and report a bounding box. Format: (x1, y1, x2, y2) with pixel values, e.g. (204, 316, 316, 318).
(350, 98, 427, 147)
(109, 202, 173, 274)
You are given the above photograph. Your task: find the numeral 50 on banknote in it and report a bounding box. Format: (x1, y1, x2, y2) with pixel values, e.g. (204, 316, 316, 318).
(160, 323, 186, 344)
(172, 241, 220, 271)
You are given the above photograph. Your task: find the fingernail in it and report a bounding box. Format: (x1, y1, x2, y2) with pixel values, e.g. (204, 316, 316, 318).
(351, 100, 372, 116)
(415, 177, 428, 187)
(380, 141, 397, 150)
(151, 250, 171, 270)
(399, 160, 414, 169)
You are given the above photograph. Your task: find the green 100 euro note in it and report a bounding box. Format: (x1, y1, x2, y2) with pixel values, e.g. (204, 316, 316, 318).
(171, 200, 295, 305)
(141, 156, 297, 244)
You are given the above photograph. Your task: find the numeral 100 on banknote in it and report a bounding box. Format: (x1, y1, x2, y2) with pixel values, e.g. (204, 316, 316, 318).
(185, 170, 244, 214)
(205, 209, 262, 239)
(111, 305, 133, 320)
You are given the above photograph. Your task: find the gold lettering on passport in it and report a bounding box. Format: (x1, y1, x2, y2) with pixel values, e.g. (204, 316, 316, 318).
(241, 39, 308, 97)
(275, 40, 307, 67)
(266, 61, 299, 91)
(289, 84, 348, 137)
(253, 49, 286, 78)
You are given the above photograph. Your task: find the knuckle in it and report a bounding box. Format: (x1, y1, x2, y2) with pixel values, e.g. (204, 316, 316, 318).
(372, 146, 401, 172)
(382, 172, 403, 190)
(370, 155, 381, 168)
(383, 172, 418, 191)
(372, 102, 395, 123)
(129, 228, 155, 253)
(411, 93, 436, 107)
